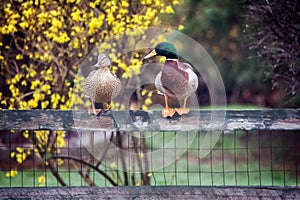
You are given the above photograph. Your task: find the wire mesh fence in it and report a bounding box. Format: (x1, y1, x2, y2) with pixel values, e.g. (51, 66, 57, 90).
(1, 128, 299, 187)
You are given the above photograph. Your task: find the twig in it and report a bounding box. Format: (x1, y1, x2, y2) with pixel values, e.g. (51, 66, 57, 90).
(95, 131, 114, 168)
(116, 131, 129, 185)
(50, 155, 118, 186)
(131, 134, 145, 184)
(141, 132, 150, 185)
(69, 159, 96, 186)
(31, 131, 67, 186)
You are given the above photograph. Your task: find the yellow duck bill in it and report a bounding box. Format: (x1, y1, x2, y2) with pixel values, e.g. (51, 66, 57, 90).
(144, 49, 157, 59)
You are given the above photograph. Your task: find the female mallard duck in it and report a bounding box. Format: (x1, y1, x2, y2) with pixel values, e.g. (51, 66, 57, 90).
(83, 54, 121, 115)
(144, 42, 198, 118)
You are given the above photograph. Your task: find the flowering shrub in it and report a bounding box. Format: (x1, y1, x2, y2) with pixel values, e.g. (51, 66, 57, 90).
(0, 0, 183, 185)
(0, 0, 182, 110)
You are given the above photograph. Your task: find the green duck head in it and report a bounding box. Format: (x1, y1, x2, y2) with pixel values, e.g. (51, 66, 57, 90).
(144, 42, 178, 60)
(94, 53, 111, 68)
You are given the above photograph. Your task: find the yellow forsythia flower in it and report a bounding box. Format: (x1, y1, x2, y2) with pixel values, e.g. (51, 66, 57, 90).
(38, 175, 46, 186)
(6, 169, 18, 177)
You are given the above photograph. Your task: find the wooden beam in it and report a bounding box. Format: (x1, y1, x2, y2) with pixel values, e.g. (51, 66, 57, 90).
(0, 109, 299, 131)
(0, 186, 299, 199)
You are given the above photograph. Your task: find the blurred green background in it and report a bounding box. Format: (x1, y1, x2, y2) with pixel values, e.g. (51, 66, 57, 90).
(174, 0, 299, 108)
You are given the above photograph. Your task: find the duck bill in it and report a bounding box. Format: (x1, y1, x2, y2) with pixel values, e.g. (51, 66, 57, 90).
(144, 49, 157, 59)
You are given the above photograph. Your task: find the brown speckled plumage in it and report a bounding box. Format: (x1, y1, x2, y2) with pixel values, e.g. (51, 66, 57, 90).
(83, 54, 121, 114)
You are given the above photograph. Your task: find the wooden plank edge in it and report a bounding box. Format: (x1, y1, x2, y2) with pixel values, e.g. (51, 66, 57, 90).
(0, 109, 299, 131)
(0, 186, 299, 199)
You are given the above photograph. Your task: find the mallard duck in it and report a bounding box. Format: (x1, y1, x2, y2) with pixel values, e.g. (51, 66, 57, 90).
(83, 54, 121, 115)
(143, 42, 198, 117)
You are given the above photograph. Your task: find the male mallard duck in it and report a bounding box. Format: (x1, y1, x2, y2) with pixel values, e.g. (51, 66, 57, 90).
(143, 42, 198, 118)
(83, 54, 121, 115)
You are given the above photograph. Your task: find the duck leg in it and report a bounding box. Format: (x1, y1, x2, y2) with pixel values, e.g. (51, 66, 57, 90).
(175, 97, 190, 116)
(88, 99, 102, 116)
(162, 95, 176, 118)
(104, 101, 112, 112)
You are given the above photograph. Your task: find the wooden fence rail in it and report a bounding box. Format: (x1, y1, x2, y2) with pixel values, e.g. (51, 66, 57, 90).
(1, 186, 300, 199)
(1, 109, 300, 199)
(0, 109, 299, 131)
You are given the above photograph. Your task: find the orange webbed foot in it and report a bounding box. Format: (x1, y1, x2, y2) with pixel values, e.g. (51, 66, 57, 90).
(175, 107, 190, 116)
(162, 107, 176, 118)
(88, 108, 103, 116)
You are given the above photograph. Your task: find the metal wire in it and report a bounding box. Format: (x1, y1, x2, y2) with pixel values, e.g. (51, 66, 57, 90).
(0, 130, 299, 187)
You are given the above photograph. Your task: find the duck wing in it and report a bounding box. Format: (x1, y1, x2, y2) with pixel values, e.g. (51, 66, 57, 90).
(179, 62, 198, 93)
(109, 72, 122, 99)
(83, 70, 97, 99)
(179, 62, 194, 71)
